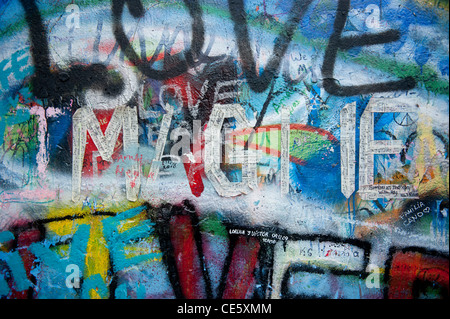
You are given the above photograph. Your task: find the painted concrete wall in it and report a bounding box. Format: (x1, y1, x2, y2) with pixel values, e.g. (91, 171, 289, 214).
(0, 0, 448, 299)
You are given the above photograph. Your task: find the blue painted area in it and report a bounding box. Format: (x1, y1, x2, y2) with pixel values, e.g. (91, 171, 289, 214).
(287, 271, 331, 298)
(47, 108, 72, 156)
(300, 1, 337, 40)
(307, 84, 322, 127)
(30, 224, 90, 274)
(0, 231, 32, 292)
(29, 224, 90, 298)
(201, 232, 229, 298)
(81, 274, 108, 299)
(290, 153, 342, 202)
(287, 270, 383, 299)
(439, 58, 449, 76)
(0, 273, 9, 297)
(102, 205, 162, 273)
(115, 283, 129, 299)
(414, 45, 431, 72)
(0, 231, 14, 243)
(0, 250, 32, 292)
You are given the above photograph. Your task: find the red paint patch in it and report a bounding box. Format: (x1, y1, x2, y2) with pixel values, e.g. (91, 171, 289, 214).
(222, 236, 260, 299)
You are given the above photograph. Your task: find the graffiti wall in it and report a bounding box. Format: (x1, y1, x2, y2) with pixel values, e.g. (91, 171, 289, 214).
(0, 0, 448, 300)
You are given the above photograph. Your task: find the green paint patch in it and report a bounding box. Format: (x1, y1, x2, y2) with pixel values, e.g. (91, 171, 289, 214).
(248, 10, 449, 96)
(199, 214, 228, 238)
(1, 114, 39, 161)
(290, 130, 334, 162)
(232, 125, 336, 164)
(352, 53, 449, 96)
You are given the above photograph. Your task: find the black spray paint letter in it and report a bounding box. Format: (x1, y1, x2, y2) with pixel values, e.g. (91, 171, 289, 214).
(19, 0, 123, 103)
(111, 0, 205, 81)
(321, 0, 416, 96)
(228, 0, 314, 93)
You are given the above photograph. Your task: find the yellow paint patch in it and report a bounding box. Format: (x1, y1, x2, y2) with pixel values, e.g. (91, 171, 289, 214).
(89, 288, 102, 299)
(414, 116, 448, 197)
(84, 217, 109, 282)
(117, 210, 148, 233)
(46, 219, 78, 237)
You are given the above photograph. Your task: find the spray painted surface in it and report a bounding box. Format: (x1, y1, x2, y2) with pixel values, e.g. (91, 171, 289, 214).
(0, 0, 448, 299)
